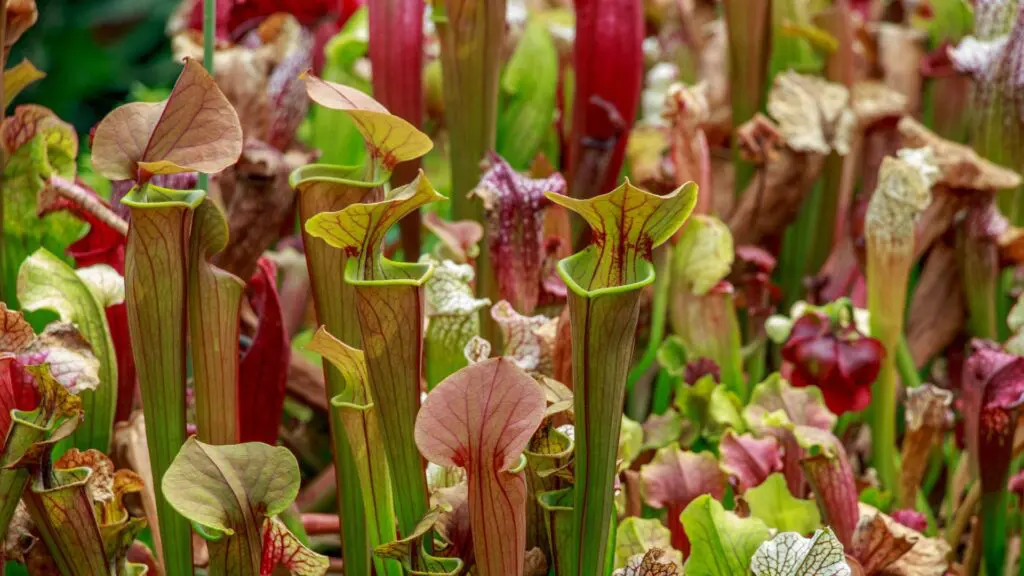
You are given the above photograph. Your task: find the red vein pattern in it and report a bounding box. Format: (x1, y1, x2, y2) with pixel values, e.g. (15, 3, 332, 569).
(122, 192, 197, 576)
(188, 199, 244, 446)
(295, 174, 380, 575)
(354, 281, 430, 538)
(22, 468, 108, 574)
(261, 517, 330, 575)
(567, 289, 643, 575)
(415, 358, 545, 576)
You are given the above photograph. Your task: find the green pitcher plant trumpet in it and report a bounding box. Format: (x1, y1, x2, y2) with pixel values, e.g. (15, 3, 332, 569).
(546, 179, 697, 575)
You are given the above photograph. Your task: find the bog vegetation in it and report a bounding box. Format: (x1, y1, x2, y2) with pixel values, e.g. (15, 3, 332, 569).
(0, 0, 1021, 575)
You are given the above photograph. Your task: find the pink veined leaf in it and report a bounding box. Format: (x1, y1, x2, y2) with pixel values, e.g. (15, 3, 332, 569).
(239, 257, 290, 445)
(261, 516, 330, 575)
(744, 374, 837, 434)
(638, 443, 727, 554)
(14, 323, 100, 395)
(91, 58, 243, 182)
(491, 300, 553, 374)
(743, 375, 837, 497)
(300, 71, 432, 171)
(471, 153, 567, 314)
(719, 430, 783, 493)
(414, 358, 546, 576)
(423, 211, 484, 264)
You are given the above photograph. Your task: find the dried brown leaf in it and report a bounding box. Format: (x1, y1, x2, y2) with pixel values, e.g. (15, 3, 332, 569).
(851, 82, 907, 127)
(905, 241, 963, 366)
(898, 117, 1021, 192)
(899, 384, 953, 508)
(766, 71, 854, 155)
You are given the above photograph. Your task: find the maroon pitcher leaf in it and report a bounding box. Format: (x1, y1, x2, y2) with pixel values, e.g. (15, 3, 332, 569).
(239, 257, 290, 445)
(719, 430, 783, 493)
(471, 153, 567, 314)
(639, 443, 726, 554)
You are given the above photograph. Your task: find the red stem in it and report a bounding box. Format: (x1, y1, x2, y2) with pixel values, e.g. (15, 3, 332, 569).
(369, 0, 425, 259)
(302, 513, 341, 536)
(569, 0, 644, 199)
(667, 503, 689, 555)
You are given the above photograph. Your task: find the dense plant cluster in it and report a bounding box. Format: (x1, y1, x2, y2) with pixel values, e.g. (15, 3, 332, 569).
(2, 0, 1024, 575)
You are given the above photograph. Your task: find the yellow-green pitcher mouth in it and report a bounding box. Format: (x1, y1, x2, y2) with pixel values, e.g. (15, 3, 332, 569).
(288, 162, 388, 189)
(344, 257, 435, 288)
(121, 183, 206, 210)
(557, 248, 656, 298)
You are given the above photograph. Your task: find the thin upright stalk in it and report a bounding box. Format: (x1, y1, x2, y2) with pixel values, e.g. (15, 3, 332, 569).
(723, 0, 772, 196)
(197, 0, 215, 194)
(436, 0, 506, 332)
(959, 227, 999, 339)
(896, 336, 921, 389)
(369, 0, 425, 259)
(865, 154, 932, 501)
(0, 0, 8, 305)
(626, 245, 672, 389)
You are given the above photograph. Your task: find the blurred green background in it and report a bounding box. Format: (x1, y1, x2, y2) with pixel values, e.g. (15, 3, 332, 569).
(10, 0, 181, 135)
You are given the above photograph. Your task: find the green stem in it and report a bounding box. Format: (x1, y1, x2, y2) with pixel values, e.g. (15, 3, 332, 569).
(745, 338, 767, 391)
(915, 490, 938, 537)
(723, 0, 771, 197)
(871, 353, 900, 501)
(197, 0, 215, 194)
(568, 287, 644, 576)
(348, 268, 431, 541)
(188, 200, 244, 445)
(981, 490, 1009, 576)
(776, 180, 821, 306)
(0, 0, 7, 305)
(867, 200, 914, 503)
(435, 0, 506, 339)
(896, 337, 921, 389)
(808, 153, 844, 272)
(958, 223, 999, 340)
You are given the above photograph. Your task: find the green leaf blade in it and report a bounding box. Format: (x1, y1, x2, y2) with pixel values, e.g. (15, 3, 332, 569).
(743, 473, 821, 534)
(681, 495, 770, 576)
(309, 327, 402, 576)
(17, 248, 120, 453)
